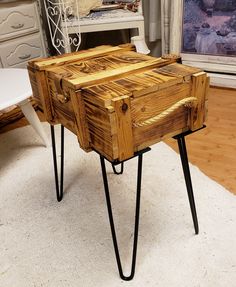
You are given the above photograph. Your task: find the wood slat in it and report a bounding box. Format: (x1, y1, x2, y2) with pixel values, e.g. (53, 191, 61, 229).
(70, 90, 91, 151)
(157, 63, 202, 77)
(29, 44, 136, 70)
(54, 51, 151, 78)
(190, 71, 208, 130)
(111, 96, 134, 161)
(36, 71, 54, 122)
(133, 108, 189, 150)
(64, 58, 172, 89)
(131, 82, 191, 124)
(51, 98, 77, 133)
(81, 63, 193, 102)
(84, 100, 118, 160)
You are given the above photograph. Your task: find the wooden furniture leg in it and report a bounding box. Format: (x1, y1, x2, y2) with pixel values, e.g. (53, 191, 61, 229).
(19, 99, 49, 147)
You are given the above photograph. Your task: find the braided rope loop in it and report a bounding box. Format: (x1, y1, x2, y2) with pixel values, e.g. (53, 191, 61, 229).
(133, 97, 197, 128)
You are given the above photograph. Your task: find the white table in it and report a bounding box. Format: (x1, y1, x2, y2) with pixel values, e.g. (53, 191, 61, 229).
(0, 68, 48, 146)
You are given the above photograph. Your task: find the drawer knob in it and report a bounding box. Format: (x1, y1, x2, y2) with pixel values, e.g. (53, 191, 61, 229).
(11, 23, 24, 29)
(19, 54, 31, 60)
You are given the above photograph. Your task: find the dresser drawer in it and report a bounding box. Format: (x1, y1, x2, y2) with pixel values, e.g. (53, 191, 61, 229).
(0, 34, 44, 68)
(0, 2, 39, 41)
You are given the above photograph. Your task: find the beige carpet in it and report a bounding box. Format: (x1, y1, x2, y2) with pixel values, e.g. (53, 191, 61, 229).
(0, 124, 236, 287)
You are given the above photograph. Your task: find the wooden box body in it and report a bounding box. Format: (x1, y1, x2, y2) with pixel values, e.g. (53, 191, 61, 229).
(28, 45, 209, 161)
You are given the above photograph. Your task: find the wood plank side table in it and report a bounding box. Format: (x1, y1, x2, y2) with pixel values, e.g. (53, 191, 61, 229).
(0, 68, 48, 146)
(28, 45, 209, 280)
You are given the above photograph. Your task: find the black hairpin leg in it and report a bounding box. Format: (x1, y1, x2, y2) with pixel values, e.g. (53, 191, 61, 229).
(50, 125, 64, 202)
(111, 162, 124, 175)
(176, 134, 199, 234)
(100, 150, 148, 281)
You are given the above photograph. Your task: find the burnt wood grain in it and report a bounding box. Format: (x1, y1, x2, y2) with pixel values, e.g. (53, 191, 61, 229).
(28, 44, 209, 161)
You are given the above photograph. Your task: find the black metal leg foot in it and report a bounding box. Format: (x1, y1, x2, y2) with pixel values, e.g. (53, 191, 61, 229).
(111, 162, 124, 175)
(50, 125, 64, 202)
(176, 135, 199, 234)
(100, 154, 143, 281)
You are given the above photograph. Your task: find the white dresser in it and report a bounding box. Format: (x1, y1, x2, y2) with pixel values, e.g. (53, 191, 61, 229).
(0, 0, 46, 68)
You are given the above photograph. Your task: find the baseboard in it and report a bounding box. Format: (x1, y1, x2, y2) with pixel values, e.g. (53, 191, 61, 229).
(208, 73, 236, 89)
(182, 59, 236, 90)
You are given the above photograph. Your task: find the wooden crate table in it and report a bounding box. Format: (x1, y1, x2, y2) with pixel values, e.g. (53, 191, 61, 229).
(28, 44, 209, 281)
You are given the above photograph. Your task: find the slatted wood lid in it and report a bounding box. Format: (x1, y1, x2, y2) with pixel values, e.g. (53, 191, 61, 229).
(45, 49, 173, 89)
(46, 53, 200, 91)
(28, 45, 135, 70)
(31, 44, 201, 105)
(81, 63, 202, 107)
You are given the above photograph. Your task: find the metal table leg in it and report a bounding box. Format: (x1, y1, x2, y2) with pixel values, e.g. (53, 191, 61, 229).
(173, 126, 206, 235)
(48, 123, 205, 279)
(176, 134, 199, 234)
(111, 162, 124, 175)
(50, 124, 64, 202)
(99, 148, 150, 281)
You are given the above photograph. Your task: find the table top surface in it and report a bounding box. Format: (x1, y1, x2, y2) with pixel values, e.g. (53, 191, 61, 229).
(0, 68, 32, 110)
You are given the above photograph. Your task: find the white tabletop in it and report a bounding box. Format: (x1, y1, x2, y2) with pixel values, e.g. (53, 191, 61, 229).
(0, 68, 32, 110)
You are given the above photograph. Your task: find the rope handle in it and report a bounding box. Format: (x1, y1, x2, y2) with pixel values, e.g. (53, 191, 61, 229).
(133, 97, 197, 128)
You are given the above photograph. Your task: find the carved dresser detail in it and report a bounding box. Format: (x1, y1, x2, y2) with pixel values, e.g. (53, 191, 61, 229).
(0, 0, 46, 68)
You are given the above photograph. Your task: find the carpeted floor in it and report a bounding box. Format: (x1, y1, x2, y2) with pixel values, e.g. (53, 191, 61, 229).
(0, 124, 236, 287)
